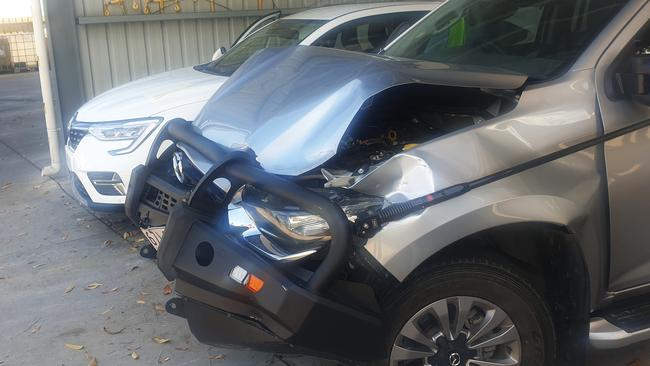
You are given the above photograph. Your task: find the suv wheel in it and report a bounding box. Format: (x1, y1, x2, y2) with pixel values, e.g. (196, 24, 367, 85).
(385, 259, 556, 366)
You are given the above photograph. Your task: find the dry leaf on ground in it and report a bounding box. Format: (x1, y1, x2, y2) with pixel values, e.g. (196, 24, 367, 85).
(102, 326, 125, 335)
(152, 337, 170, 344)
(158, 355, 170, 364)
(153, 303, 165, 314)
(103, 240, 112, 247)
(102, 287, 118, 294)
(32, 263, 46, 269)
(162, 283, 173, 295)
(64, 343, 84, 350)
(208, 354, 225, 360)
(131, 351, 139, 360)
(88, 357, 98, 366)
(86, 283, 103, 290)
(122, 231, 138, 240)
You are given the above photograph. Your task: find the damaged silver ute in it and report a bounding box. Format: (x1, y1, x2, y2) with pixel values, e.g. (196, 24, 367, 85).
(125, 0, 650, 365)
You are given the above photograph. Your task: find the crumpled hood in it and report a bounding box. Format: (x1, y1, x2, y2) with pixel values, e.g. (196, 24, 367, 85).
(76, 67, 227, 122)
(194, 46, 528, 175)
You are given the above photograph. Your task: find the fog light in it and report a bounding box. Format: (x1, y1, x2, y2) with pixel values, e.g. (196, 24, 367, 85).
(87, 172, 125, 196)
(229, 265, 265, 293)
(229, 265, 248, 284)
(246, 274, 264, 293)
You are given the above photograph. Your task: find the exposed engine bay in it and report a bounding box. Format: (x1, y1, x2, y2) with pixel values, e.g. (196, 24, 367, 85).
(317, 84, 519, 187)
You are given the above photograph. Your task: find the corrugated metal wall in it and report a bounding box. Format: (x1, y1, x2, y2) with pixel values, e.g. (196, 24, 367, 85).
(73, 0, 369, 99)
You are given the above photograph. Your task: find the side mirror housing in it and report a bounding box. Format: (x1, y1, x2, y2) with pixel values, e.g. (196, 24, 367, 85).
(211, 46, 227, 61)
(617, 48, 650, 106)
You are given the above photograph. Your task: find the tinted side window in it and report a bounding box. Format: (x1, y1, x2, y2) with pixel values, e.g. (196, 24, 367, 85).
(313, 12, 427, 53)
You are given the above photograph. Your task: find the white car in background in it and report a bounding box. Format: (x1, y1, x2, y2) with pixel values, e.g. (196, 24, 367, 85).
(65, 2, 439, 211)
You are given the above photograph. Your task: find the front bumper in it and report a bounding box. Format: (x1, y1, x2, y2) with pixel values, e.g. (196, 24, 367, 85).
(65, 128, 157, 206)
(70, 172, 124, 212)
(125, 119, 387, 361)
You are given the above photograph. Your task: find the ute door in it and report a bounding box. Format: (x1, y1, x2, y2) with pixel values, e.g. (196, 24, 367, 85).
(596, 5, 650, 291)
(233, 11, 281, 46)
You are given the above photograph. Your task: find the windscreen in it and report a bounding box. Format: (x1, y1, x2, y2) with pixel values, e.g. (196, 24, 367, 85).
(196, 19, 325, 76)
(384, 0, 630, 81)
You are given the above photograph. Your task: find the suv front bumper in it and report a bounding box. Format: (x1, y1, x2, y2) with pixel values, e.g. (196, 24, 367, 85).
(125, 119, 387, 361)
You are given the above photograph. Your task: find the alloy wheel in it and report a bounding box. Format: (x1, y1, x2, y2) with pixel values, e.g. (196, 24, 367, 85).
(390, 296, 521, 366)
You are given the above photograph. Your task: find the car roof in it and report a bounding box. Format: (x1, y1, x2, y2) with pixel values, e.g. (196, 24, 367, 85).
(284, 1, 440, 21)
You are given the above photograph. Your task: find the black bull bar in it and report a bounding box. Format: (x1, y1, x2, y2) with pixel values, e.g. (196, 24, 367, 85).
(124, 119, 386, 361)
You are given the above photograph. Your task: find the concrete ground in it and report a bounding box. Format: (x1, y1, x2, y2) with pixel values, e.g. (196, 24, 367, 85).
(0, 72, 335, 366)
(0, 72, 646, 366)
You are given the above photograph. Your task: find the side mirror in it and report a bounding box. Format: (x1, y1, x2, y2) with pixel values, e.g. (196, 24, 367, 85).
(211, 46, 227, 61)
(617, 47, 650, 106)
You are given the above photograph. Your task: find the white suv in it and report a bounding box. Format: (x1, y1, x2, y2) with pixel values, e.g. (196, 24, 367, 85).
(65, 2, 439, 211)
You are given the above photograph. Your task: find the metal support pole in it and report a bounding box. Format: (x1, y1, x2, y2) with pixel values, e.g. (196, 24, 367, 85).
(31, 0, 62, 176)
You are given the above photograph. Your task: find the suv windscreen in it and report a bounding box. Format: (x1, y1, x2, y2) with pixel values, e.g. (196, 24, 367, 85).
(196, 19, 325, 76)
(384, 0, 630, 81)
(312, 12, 429, 54)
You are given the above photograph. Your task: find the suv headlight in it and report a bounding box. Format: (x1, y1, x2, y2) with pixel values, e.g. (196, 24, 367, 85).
(88, 117, 162, 155)
(240, 186, 384, 256)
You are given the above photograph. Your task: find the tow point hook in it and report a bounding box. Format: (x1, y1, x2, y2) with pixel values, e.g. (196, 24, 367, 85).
(166, 297, 185, 318)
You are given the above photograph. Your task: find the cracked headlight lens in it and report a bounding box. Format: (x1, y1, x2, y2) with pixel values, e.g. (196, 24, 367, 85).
(88, 118, 162, 155)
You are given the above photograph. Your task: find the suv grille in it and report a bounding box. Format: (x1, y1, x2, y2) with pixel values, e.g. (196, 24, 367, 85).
(68, 128, 88, 150)
(144, 184, 178, 213)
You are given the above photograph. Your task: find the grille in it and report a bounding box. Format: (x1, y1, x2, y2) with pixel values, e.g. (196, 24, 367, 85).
(144, 185, 178, 213)
(68, 128, 88, 150)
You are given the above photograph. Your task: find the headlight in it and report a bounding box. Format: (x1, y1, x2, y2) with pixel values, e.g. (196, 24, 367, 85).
(272, 211, 330, 237)
(240, 186, 384, 257)
(87, 118, 162, 155)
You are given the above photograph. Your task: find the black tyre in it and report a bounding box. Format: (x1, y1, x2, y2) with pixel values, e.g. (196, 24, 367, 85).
(383, 259, 556, 366)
